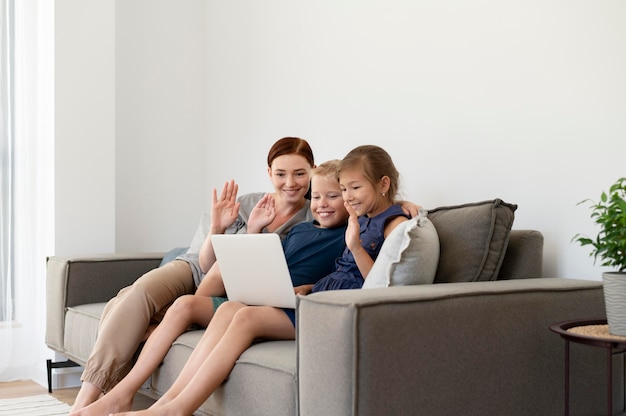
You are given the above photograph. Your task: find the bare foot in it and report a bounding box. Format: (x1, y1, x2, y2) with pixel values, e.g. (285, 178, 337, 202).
(112, 396, 178, 416)
(70, 381, 103, 413)
(70, 391, 133, 416)
(112, 404, 180, 416)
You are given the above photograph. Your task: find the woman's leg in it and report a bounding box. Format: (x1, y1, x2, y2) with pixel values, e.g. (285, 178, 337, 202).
(72, 261, 194, 410)
(71, 294, 215, 416)
(114, 304, 295, 416)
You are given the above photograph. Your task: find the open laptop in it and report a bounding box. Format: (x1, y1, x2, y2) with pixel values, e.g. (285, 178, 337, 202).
(210, 233, 296, 309)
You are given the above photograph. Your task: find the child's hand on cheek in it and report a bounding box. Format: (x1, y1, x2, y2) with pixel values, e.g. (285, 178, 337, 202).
(344, 201, 361, 252)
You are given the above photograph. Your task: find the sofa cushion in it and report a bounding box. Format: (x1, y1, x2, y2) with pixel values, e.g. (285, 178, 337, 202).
(362, 213, 439, 288)
(64, 303, 107, 364)
(152, 332, 297, 416)
(427, 199, 517, 283)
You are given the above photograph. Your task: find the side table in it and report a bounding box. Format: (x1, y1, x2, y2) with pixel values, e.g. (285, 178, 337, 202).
(550, 318, 626, 416)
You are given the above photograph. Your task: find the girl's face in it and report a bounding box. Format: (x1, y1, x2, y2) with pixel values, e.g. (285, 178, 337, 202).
(268, 154, 312, 204)
(310, 174, 349, 228)
(339, 168, 389, 217)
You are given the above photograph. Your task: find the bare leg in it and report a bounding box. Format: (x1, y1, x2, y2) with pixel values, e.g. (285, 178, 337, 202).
(71, 295, 215, 416)
(113, 303, 295, 416)
(195, 262, 225, 297)
(71, 381, 103, 412)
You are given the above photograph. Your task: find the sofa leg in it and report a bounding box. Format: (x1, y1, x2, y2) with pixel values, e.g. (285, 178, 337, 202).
(46, 358, 80, 393)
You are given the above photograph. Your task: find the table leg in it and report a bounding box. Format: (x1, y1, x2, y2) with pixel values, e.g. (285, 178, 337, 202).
(565, 340, 570, 416)
(607, 347, 612, 416)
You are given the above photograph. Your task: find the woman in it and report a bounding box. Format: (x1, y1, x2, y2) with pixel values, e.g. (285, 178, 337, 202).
(71, 160, 348, 416)
(71, 137, 316, 411)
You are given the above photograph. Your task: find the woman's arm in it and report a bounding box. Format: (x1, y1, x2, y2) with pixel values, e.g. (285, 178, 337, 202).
(199, 180, 240, 273)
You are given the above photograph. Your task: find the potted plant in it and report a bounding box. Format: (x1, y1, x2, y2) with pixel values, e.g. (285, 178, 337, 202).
(573, 177, 626, 336)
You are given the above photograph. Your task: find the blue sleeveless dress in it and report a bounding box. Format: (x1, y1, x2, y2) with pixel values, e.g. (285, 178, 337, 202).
(311, 204, 409, 292)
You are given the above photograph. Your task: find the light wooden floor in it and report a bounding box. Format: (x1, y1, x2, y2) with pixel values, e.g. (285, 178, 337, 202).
(0, 380, 155, 409)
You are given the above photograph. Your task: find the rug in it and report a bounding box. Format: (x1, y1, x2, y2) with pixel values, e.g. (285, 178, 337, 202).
(0, 394, 70, 415)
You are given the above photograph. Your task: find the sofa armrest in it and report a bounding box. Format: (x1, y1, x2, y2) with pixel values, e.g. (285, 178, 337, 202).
(297, 278, 614, 416)
(45, 253, 164, 353)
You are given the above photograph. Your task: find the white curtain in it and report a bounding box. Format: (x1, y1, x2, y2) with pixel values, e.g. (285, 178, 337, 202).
(0, 0, 54, 382)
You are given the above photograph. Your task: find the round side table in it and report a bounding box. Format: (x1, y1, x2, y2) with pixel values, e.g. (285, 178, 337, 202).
(550, 318, 626, 416)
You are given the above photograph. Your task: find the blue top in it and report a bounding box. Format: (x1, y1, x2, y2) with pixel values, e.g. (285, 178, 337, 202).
(311, 204, 409, 292)
(282, 220, 346, 287)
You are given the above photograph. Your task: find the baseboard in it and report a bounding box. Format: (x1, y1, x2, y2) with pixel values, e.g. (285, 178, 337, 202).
(51, 365, 83, 389)
(32, 363, 83, 390)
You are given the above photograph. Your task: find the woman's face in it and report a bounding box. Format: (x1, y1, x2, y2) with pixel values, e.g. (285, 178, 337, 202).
(268, 154, 312, 204)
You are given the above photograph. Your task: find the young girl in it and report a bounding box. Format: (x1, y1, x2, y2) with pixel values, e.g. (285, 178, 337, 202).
(71, 160, 350, 416)
(109, 145, 409, 416)
(312, 144, 410, 291)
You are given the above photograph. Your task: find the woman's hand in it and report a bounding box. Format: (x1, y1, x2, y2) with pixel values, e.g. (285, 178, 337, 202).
(294, 284, 314, 296)
(247, 194, 276, 234)
(399, 200, 422, 218)
(210, 180, 241, 234)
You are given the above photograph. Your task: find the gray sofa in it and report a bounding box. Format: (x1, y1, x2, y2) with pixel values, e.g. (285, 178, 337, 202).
(45, 200, 622, 416)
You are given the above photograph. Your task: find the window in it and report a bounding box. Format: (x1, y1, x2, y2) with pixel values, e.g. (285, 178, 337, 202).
(0, 0, 14, 323)
(1, 0, 53, 381)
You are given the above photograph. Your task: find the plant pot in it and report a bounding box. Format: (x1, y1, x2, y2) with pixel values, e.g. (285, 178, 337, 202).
(602, 272, 626, 336)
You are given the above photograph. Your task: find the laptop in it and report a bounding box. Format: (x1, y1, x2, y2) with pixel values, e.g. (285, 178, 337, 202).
(210, 233, 296, 309)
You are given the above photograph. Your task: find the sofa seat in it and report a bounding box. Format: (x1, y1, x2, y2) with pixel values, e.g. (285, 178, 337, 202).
(150, 333, 297, 416)
(64, 300, 298, 416)
(64, 303, 106, 365)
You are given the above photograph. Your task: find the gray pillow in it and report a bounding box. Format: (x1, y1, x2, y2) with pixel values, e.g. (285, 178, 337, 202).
(427, 199, 517, 283)
(362, 213, 440, 289)
(159, 247, 190, 267)
(187, 212, 211, 254)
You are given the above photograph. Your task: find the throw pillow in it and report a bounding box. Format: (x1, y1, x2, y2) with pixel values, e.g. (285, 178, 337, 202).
(427, 198, 517, 283)
(187, 212, 211, 254)
(159, 247, 190, 267)
(362, 212, 440, 289)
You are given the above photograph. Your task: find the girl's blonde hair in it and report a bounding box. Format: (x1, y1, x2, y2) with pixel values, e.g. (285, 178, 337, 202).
(339, 145, 399, 202)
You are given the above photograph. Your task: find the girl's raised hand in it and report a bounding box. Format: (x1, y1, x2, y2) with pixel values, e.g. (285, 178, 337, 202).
(343, 201, 361, 252)
(210, 180, 240, 234)
(248, 193, 276, 234)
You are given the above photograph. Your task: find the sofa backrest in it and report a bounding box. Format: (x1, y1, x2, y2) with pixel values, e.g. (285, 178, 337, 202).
(497, 229, 544, 280)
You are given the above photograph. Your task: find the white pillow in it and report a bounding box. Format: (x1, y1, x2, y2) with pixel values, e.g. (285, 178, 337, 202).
(362, 212, 440, 289)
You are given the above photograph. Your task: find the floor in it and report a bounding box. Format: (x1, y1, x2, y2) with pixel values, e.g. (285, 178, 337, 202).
(0, 379, 156, 409)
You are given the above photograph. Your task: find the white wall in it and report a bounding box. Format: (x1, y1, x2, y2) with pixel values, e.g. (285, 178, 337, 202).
(55, 0, 207, 255)
(54, 0, 626, 282)
(203, 0, 626, 280)
(115, 0, 207, 252)
(55, 0, 116, 254)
